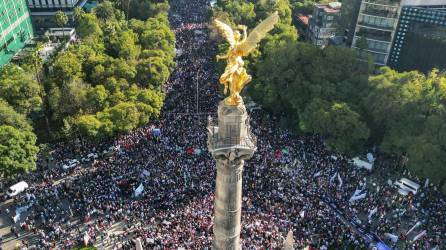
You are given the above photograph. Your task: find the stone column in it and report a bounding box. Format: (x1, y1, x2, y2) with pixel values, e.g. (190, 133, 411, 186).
(208, 101, 257, 250)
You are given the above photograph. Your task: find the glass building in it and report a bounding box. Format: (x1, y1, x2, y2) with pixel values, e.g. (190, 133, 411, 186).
(388, 6, 446, 72)
(0, 0, 34, 66)
(351, 0, 446, 69)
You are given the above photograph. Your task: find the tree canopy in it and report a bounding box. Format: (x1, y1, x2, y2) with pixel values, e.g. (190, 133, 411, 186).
(0, 0, 174, 178)
(43, 1, 174, 141)
(0, 125, 39, 178)
(365, 68, 446, 185)
(0, 64, 42, 115)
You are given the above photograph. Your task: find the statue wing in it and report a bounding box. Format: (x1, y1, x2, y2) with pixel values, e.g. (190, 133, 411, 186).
(214, 19, 236, 47)
(237, 11, 279, 56)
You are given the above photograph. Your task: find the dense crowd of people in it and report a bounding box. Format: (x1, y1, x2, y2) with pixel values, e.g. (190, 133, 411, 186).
(1, 0, 445, 249)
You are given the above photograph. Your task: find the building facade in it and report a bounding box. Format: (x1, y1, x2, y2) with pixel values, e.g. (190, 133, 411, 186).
(388, 5, 446, 72)
(352, 0, 401, 65)
(351, 0, 446, 68)
(27, 0, 87, 32)
(27, 0, 82, 9)
(0, 0, 34, 66)
(308, 2, 342, 47)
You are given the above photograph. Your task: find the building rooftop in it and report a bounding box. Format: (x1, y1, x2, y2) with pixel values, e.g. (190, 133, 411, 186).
(402, 0, 446, 6)
(316, 2, 342, 14)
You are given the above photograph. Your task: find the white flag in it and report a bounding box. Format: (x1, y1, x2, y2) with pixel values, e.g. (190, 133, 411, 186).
(412, 230, 426, 242)
(384, 233, 398, 243)
(406, 221, 421, 236)
(83, 233, 90, 246)
(337, 173, 343, 187)
(349, 192, 366, 203)
(330, 172, 337, 183)
(135, 238, 143, 250)
(368, 207, 378, 219)
(13, 214, 20, 223)
(134, 183, 144, 197)
(283, 230, 294, 250)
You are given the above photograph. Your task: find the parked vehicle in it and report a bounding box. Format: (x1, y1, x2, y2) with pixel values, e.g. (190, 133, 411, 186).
(82, 153, 98, 163)
(62, 159, 80, 170)
(6, 181, 29, 197)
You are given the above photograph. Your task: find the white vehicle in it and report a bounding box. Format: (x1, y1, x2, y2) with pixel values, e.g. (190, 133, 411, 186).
(352, 157, 373, 171)
(6, 181, 29, 197)
(103, 145, 117, 157)
(87, 153, 98, 159)
(62, 159, 80, 170)
(82, 153, 98, 163)
(394, 178, 420, 195)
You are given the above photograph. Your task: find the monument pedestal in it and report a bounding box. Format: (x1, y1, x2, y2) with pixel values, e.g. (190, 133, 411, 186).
(208, 101, 257, 250)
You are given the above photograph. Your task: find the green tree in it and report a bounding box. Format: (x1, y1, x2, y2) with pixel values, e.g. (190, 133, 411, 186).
(109, 30, 140, 60)
(73, 6, 86, 24)
(365, 68, 446, 185)
(77, 13, 103, 38)
(255, 0, 293, 25)
(408, 132, 446, 185)
(94, 1, 116, 22)
(52, 52, 82, 86)
(113, 0, 132, 20)
(0, 64, 42, 115)
(140, 14, 175, 56)
(252, 41, 368, 115)
(21, 44, 53, 134)
(0, 100, 33, 132)
(54, 11, 69, 38)
(301, 100, 370, 155)
(127, 0, 169, 20)
(137, 88, 165, 115)
(73, 114, 105, 140)
(49, 80, 88, 122)
(0, 125, 39, 178)
(102, 102, 140, 133)
(136, 57, 170, 88)
(85, 85, 109, 113)
(365, 67, 427, 153)
(215, 0, 256, 26)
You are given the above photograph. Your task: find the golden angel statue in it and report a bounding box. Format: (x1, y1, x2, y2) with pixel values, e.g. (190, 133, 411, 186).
(214, 12, 279, 106)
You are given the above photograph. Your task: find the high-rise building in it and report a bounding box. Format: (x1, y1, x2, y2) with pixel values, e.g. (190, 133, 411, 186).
(351, 0, 446, 68)
(27, 0, 87, 32)
(0, 0, 34, 66)
(388, 5, 446, 72)
(308, 2, 342, 47)
(352, 0, 401, 66)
